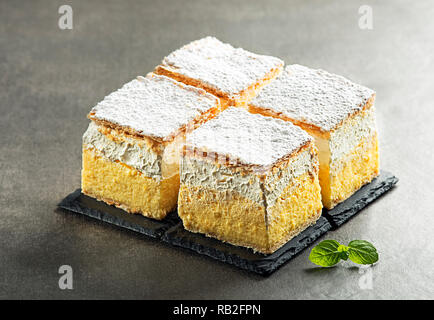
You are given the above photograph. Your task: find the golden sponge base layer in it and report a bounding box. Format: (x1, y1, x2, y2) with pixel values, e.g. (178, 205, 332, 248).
(178, 171, 322, 254)
(322, 134, 379, 209)
(81, 148, 179, 220)
(267, 172, 323, 252)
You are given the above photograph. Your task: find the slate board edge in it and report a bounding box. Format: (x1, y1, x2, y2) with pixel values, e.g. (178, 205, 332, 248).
(57, 171, 398, 276)
(161, 217, 332, 276)
(57, 189, 167, 239)
(162, 227, 265, 275)
(322, 171, 399, 228)
(267, 217, 332, 275)
(57, 190, 333, 276)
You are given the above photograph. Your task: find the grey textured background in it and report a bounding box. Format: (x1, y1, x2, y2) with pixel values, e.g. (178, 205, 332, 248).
(1, 0, 433, 299)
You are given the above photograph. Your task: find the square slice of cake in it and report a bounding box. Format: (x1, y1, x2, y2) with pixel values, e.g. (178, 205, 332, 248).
(154, 36, 284, 107)
(82, 73, 221, 220)
(178, 107, 323, 254)
(249, 64, 379, 209)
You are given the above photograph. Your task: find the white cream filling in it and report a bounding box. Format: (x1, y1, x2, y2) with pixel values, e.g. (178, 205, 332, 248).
(329, 106, 377, 164)
(180, 156, 263, 204)
(180, 148, 314, 208)
(263, 149, 315, 207)
(83, 122, 163, 179)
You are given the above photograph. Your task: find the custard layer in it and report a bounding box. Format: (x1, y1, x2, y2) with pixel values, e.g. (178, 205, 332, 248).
(323, 134, 379, 209)
(267, 171, 323, 252)
(82, 148, 179, 219)
(178, 171, 322, 254)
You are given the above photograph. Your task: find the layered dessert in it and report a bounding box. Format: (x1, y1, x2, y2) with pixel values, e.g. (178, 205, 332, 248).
(154, 36, 284, 107)
(82, 73, 221, 219)
(178, 107, 323, 254)
(249, 64, 379, 209)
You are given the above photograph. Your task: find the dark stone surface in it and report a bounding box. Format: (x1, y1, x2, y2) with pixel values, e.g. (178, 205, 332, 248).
(1, 0, 433, 299)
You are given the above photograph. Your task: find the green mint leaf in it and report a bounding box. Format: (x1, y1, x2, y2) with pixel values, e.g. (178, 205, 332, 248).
(339, 251, 350, 261)
(348, 240, 379, 265)
(309, 240, 343, 267)
(338, 244, 349, 260)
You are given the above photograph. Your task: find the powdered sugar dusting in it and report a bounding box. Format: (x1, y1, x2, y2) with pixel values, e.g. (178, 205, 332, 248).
(186, 107, 312, 167)
(89, 74, 218, 140)
(159, 37, 283, 98)
(250, 64, 375, 131)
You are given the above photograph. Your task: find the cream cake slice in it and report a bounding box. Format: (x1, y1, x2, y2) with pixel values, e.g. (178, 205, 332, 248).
(249, 64, 379, 209)
(178, 107, 323, 254)
(82, 73, 221, 220)
(154, 36, 284, 107)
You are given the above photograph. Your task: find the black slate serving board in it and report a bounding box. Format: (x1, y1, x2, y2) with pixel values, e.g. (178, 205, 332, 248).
(58, 170, 397, 275)
(58, 189, 180, 239)
(161, 216, 331, 275)
(322, 170, 398, 228)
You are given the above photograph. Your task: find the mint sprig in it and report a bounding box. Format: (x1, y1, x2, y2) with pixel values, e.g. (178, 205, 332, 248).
(347, 240, 379, 265)
(309, 240, 378, 267)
